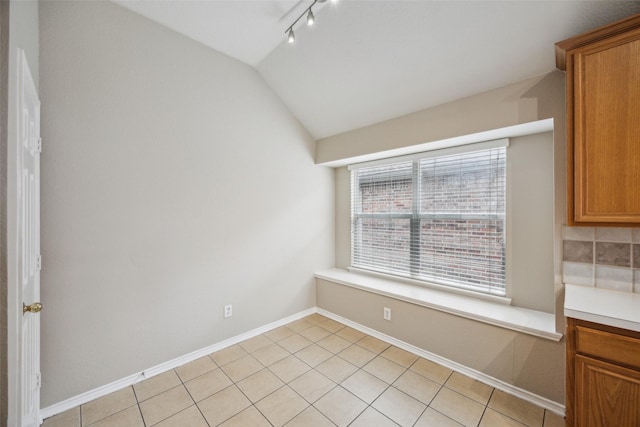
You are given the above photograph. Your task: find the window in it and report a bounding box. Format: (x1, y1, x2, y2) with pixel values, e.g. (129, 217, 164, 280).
(350, 140, 507, 296)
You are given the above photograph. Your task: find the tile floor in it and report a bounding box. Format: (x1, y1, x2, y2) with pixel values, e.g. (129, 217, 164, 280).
(42, 314, 565, 427)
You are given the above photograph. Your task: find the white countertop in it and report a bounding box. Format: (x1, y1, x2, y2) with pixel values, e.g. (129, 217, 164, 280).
(565, 284, 640, 332)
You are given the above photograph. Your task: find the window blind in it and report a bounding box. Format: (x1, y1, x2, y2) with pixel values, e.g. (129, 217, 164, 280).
(351, 141, 507, 296)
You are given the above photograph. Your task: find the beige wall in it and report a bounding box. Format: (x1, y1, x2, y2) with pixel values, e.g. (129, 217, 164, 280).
(39, 1, 333, 406)
(5, 1, 39, 424)
(316, 72, 565, 165)
(317, 279, 565, 404)
(319, 72, 568, 404)
(508, 132, 555, 311)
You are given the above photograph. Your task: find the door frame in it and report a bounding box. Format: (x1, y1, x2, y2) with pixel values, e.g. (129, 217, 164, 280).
(6, 43, 19, 425)
(1, 1, 10, 426)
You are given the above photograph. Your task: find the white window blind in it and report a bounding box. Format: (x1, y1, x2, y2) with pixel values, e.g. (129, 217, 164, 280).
(350, 141, 507, 296)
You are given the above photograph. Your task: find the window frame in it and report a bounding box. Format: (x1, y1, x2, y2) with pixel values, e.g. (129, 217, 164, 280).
(349, 139, 509, 297)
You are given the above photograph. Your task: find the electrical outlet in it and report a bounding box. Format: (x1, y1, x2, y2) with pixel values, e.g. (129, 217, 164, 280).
(224, 304, 233, 318)
(383, 307, 391, 321)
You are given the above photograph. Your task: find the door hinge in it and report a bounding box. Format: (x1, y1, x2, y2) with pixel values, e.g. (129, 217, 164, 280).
(36, 255, 42, 271)
(35, 137, 42, 153)
(35, 372, 41, 388)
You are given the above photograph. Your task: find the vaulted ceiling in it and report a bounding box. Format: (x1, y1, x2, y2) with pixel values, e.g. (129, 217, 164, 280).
(115, 1, 640, 139)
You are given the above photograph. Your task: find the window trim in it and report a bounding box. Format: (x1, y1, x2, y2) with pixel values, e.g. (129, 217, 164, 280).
(349, 138, 509, 297)
(347, 138, 509, 171)
(347, 266, 512, 305)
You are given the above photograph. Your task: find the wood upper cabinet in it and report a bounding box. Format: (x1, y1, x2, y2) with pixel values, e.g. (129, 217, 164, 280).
(566, 318, 640, 426)
(556, 14, 640, 226)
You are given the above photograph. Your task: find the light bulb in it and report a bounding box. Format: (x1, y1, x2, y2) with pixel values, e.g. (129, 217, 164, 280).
(307, 9, 315, 26)
(287, 28, 295, 43)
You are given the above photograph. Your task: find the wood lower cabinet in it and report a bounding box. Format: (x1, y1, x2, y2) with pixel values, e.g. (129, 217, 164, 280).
(575, 355, 640, 426)
(567, 318, 640, 426)
(556, 14, 640, 226)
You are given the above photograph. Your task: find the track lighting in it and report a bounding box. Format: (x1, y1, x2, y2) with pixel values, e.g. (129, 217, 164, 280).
(285, 0, 337, 44)
(307, 9, 315, 26)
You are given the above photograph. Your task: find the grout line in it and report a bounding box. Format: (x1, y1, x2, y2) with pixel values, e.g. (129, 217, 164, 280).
(135, 404, 147, 427)
(194, 403, 211, 427)
(177, 367, 213, 426)
(216, 339, 283, 426)
(83, 402, 140, 427)
(429, 407, 465, 427)
(128, 385, 146, 427)
(251, 402, 276, 427)
(411, 406, 428, 427)
(476, 402, 489, 426)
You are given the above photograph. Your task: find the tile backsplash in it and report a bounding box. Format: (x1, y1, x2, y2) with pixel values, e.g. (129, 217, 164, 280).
(562, 226, 640, 293)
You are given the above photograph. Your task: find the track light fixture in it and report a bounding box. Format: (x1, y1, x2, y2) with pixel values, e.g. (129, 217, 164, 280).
(285, 0, 336, 44)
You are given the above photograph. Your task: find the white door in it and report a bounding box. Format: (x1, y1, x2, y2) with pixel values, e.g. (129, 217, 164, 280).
(17, 49, 41, 427)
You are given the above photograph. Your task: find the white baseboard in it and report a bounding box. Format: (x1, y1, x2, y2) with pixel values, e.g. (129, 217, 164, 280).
(41, 305, 565, 422)
(39, 307, 315, 421)
(316, 308, 566, 417)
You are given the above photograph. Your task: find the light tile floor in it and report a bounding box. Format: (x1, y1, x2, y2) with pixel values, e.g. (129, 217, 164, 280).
(42, 314, 565, 427)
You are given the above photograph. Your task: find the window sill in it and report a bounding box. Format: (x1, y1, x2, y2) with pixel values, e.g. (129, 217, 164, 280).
(315, 268, 563, 342)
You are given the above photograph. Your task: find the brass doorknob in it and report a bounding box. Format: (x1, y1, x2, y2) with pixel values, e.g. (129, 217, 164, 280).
(23, 302, 43, 314)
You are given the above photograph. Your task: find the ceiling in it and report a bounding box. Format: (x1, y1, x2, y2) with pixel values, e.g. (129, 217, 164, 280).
(115, 1, 640, 140)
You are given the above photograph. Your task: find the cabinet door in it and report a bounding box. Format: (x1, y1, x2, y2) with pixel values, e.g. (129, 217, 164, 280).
(570, 29, 640, 225)
(576, 355, 640, 426)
